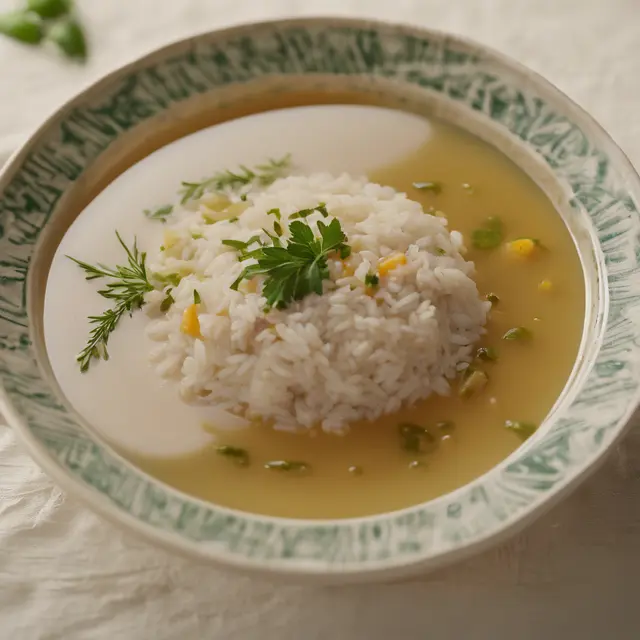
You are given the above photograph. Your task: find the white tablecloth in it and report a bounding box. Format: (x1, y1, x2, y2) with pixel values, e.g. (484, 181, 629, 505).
(1, 1, 640, 638)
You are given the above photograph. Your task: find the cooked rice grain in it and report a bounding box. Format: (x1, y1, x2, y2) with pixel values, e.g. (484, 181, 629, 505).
(145, 173, 489, 433)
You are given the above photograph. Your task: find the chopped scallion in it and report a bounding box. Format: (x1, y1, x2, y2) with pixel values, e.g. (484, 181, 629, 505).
(502, 327, 532, 341)
(476, 346, 498, 362)
(459, 369, 489, 398)
(471, 217, 504, 250)
(216, 445, 249, 466)
(264, 460, 310, 473)
(412, 181, 442, 194)
(504, 420, 537, 440)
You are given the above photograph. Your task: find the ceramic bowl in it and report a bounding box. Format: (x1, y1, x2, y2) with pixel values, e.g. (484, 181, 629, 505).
(1, 17, 639, 583)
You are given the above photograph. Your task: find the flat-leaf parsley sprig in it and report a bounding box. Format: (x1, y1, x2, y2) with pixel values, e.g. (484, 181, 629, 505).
(230, 207, 351, 309)
(179, 154, 292, 204)
(67, 232, 154, 372)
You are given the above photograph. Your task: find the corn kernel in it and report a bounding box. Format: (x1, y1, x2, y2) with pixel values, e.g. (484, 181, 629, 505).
(378, 253, 407, 276)
(538, 279, 553, 292)
(507, 238, 537, 257)
(181, 303, 201, 338)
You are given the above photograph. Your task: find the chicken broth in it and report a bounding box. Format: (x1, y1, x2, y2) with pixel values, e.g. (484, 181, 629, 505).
(45, 103, 584, 519)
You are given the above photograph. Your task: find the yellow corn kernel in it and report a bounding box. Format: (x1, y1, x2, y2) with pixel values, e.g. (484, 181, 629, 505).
(378, 253, 407, 276)
(538, 279, 553, 292)
(181, 304, 201, 338)
(506, 238, 537, 257)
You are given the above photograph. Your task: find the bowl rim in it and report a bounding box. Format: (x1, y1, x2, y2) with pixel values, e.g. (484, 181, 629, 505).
(1, 15, 639, 581)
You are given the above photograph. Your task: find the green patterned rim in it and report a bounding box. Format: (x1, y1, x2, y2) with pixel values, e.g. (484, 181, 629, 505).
(1, 17, 639, 582)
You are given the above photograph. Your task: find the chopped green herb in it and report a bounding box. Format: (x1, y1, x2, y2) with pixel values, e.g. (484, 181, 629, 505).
(156, 273, 182, 288)
(240, 193, 248, 202)
(504, 420, 537, 440)
(47, 16, 87, 61)
(364, 273, 379, 287)
(191, 232, 204, 240)
(288, 203, 329, 220)
(412, 181, 442, 194)
(459, 369, 489, 398)
(179, 155, 291, 203)
(216, 445, 249, 466)
(435, 247, 447, 256)
(0, 11, 44, 44)
(486, 292, 500, 305)
(502, 326, 532, 341)
(160, 289, 174, 312)
(231, 213, 350, 309)
(471, 217, 504, 250)
(264, 460, 310, 473)
(227, 217, 239, 223)
(267, 207, 281, 220)
(273, 220, 283, 236)
(476, 346, 498, 362)
(348, 465, 363, 476)
(222, 239, 250, 251)
(144, 204, 173, 223)
(193, 290, 201, 305)
(398, 423, 438, 454)
(68, 232, 154, 372)
(27, 0, 71, 19)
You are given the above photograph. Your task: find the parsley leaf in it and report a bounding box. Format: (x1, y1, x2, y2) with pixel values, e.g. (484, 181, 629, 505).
(229, 209, 349, 309)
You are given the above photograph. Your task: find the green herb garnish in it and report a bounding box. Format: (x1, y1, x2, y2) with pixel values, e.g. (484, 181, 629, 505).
(160, 289, 174, 312)
(459, 369, 489, 398)
(216, 445, 249, 466)
(273, 220, 283, 236)
(191, 232, 204, 240)
(471, 217, 503, 250)
(264, 460, 310, 473)
(179, 155, 291, 204)
(222, 239, 250, 251)
(193, 290, 201, 305)
(27, 0, 70, 19)
(398, 423, 438, 454)
(47, 16, 87, 60)
(68, 232, 153, 372)
(230, 213, 350, 309)
(288, 203, 329, 220)
(476, 346, 498, 362)
(502, 327, 532, 341)
(144, 204, 173, 223)
(267, 208, 281, 220)
(504, 420, 537, 441)
(486, 292, 500, 305)
(412, 181, 442, 194)
(364, 273, 379, 288)
(0, 11, 43, 44)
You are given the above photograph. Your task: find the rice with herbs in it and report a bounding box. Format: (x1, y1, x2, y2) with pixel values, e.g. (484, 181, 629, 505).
(145, 173, 489, 433)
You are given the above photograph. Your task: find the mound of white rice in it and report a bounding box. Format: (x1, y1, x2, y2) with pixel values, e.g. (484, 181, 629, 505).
(145, 173, 489, 433)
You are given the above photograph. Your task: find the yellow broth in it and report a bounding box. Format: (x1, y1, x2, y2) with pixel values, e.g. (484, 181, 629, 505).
(128, 117, 585, 519)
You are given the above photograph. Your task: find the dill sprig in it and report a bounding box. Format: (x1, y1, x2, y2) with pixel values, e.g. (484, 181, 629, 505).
(230, 207, 350, 309)
(179, 154, 291, 204)
(67, 232, 154, 372)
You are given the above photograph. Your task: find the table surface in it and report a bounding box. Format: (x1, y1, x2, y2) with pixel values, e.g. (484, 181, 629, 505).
(1, 1, 640, 638)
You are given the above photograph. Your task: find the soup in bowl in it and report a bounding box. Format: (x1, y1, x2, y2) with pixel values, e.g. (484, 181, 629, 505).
(1, 18, 638, 581)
